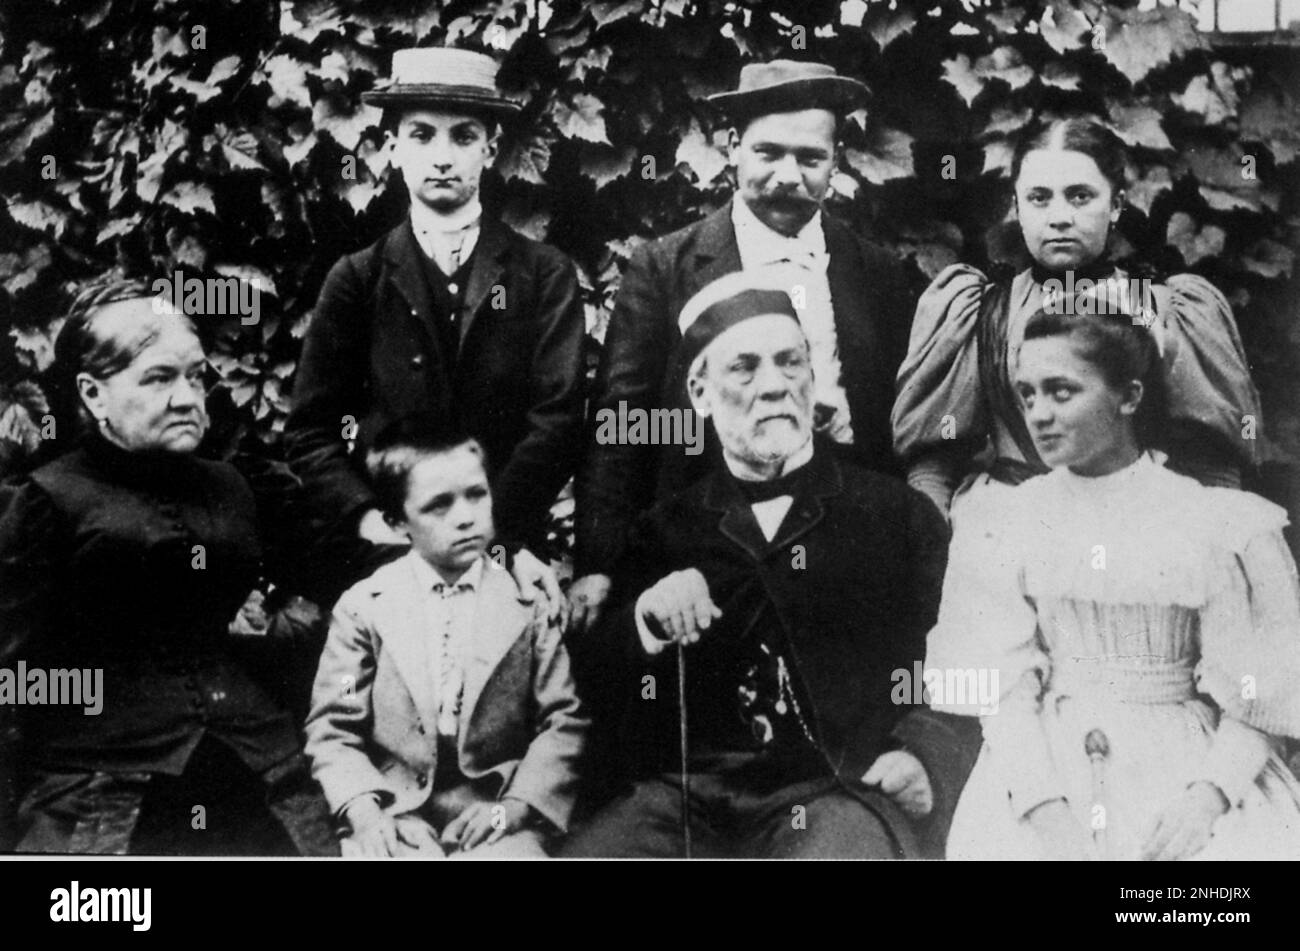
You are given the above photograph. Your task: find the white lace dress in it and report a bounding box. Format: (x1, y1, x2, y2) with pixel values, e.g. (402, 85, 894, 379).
(926, 453, 1300, 860)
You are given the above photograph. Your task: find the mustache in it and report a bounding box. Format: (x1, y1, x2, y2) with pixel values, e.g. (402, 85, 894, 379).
(753, 191, 817, 210)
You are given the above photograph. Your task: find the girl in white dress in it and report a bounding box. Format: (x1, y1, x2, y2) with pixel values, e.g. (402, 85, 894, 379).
(926, 289, 1300, 860)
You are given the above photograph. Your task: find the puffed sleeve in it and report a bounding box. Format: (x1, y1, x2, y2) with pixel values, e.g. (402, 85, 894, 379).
(1195, 490, 1300, 741)
(924, 484, 1069, 817)
(1155, 274, 1261, 484)
(892, 265, 991, 514)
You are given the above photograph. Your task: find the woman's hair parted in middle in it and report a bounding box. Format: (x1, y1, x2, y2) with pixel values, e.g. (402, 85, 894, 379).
(1010, 115, 1129, 194)
(1022, 290, 1168, 448)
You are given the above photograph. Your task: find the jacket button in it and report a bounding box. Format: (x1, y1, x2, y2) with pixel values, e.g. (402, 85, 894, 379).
(410, 354, 425, 369)
(447, 282, 459, 295)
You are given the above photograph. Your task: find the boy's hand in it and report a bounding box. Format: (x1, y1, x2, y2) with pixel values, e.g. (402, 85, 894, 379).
(441, 798, 532, 853)
(509, 548, 567, 628)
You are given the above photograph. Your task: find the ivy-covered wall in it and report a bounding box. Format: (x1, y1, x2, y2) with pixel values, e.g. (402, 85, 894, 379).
(1, 0, 1297, 478)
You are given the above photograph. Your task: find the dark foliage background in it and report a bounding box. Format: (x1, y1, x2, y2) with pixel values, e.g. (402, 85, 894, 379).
(1, 0, 1297, 520)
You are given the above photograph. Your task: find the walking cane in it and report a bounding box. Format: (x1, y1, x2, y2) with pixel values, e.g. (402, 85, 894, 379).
(1084, 728, 1111, 860)
(677, 638, 692, 859)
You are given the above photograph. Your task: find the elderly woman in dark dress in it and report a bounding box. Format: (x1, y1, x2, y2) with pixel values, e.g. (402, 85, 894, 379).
(0, 280, 336, 855)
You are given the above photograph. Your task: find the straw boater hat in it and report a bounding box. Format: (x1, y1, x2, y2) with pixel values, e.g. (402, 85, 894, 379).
(707, 59, 870, 119)
(362, 48, 521, 116)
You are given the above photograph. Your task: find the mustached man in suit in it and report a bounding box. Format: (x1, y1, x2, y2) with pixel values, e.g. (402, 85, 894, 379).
(570, 59, 912, 636)
(285, 48, 585, 611)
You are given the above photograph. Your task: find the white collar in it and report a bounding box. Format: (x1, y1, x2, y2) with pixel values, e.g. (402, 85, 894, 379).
(410, 197, 482, 237)
(407, 549, 485, 592)
(731, 198, 825, 256)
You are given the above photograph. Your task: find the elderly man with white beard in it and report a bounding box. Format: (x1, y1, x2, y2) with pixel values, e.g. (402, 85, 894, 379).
(563, 274, 980, 859)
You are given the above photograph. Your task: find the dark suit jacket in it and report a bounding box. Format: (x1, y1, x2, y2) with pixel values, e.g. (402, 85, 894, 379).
(285, 218, 586, 598)
(574, 201, 912, 575)
(590, 443, 979, 857)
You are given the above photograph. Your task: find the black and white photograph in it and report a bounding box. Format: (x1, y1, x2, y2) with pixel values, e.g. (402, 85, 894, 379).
(0, 0, 1297, 921)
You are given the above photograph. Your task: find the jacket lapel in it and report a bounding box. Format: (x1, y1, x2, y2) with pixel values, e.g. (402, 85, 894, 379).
(823, 217, 879, 387)
(383, 222, 453, 390)
(457, 219, 510, 352)
(374, 559, 440, 734)
(687, 202, 744, 297)
(459, 565, 531, 742)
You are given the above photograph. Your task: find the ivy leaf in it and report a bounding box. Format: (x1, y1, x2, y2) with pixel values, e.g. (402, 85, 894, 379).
(501, 204, 552, 241)
(552, 94, 609, 145)
(1240, 239, 1294, 279)
(215, 263, 277, 298)
(313, 95, 381, 151)
(218, 127, 264, 172)
(7, 198, 70, 237)
(0, 245, 52, 295)
(1036, 61, 1078, 91)
(1125, 165, 1173, 215)
(161, 181, 217, 216)
(1040, 0, 1091, 55)
(845, 128, 914, 184)
(339, 178, 380, 214)
(1185, 144, 1261, 212)
(166, 226, 208, 268)
(592, 1, 643, 29)
(499, 132, 552, 185)
(280, 2, 347, 44)
(1110, 104, 1172, 151)
(0, 109, 55, 165)
(864, 7, 916, 51)
(1241, 85, 1300, 166)
(974, 47, 1033, 92)
(1174, 65, 1242, 125)
(940, 54, 984, 107)
(307, 51, 351, 86)
(96, 215, 141, 245)
(980, 105, 1033, 139)
(260, 55, 313, 110)
(674, 119, 727, 185)
(982, 139, 1015, 177)
(209, 55, 241, 86)
(283, 131, 319, 168)
(1166, 212, 1225, 266)
(579, 144, 636, 189)
(1098, 6, 1200, 85)
(561, 44, 613, 81)
(166, 73, 222, 104)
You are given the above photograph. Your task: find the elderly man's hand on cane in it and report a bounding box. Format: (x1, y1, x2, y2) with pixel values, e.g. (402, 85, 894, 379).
(636, 568, 723, 648)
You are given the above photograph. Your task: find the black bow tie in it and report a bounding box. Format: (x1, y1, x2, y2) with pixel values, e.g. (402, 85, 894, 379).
(734, 466, 808, 504)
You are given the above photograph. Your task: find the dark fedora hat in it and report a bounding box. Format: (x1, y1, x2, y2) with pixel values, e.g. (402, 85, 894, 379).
(361, 48, 521, 116)
(707, 59, 869, 118)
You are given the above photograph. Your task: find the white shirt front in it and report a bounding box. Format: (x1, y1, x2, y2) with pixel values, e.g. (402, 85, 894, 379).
(730, 199, 852, 445)
(410, 198, 482, 278)
(407, 552, 484, 737)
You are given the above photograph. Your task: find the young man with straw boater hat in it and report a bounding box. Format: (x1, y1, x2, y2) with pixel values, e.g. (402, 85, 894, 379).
(285, 47, 585, 610)
(563, 274, 975, 858)
(570, 59, 914, 635)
